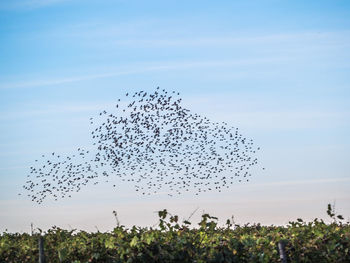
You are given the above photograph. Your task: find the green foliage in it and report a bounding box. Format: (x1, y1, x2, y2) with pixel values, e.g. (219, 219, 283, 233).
(1, 204, 349, 262)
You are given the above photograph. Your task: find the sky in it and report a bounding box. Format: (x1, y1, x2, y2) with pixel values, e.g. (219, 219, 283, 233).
(0, 0, 350, 232)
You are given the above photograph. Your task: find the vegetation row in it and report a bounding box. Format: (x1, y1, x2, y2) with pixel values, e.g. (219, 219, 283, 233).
(1, 204, 349, 263)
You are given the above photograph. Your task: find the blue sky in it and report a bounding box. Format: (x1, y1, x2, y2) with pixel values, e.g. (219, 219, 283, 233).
(0, 0, 350, 232)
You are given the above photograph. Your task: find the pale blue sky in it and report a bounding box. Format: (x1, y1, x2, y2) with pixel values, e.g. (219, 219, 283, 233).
(0, 0, 350, 232)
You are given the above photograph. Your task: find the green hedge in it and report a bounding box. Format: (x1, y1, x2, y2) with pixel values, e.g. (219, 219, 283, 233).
(1, 207, 349, 263)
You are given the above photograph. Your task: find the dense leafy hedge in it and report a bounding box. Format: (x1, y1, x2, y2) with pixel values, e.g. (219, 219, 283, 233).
(1, 206, 349, 263)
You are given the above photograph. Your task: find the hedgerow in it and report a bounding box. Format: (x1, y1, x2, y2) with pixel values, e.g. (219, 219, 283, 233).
(1, 205, 349, 263)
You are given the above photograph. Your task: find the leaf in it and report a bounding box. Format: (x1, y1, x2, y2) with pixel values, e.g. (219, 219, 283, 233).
(145, 235, 154, 245)
(130, 236, 139, 247)
(105, 237, 116, 249)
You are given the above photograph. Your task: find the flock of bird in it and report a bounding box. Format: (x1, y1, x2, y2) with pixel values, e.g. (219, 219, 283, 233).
(22, 88, 262, 203)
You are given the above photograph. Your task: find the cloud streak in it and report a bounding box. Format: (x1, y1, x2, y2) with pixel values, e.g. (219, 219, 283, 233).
(249, 177, 350, 188)
(50, 21, 350, 49)
(0, 57, 292, 90)
(0, 0, 69, 10)
(109, 32, 350, 48)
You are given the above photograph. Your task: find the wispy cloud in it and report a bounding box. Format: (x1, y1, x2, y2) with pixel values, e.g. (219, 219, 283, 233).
(0, 102, 347, 133)
(0, 57, 292, 90)
(109, 32, 350, 48)
(0, 0, 69, 10)
(0, 101, 119, 120)
(50, 20, 350, 49)
(250, 177, 350, 188)
(182, 95, 350, 130)
(197, 109, 349, 130)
